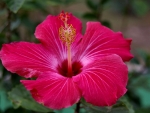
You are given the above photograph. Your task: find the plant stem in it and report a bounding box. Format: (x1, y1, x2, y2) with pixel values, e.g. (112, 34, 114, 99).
(75, 101, 80, 113)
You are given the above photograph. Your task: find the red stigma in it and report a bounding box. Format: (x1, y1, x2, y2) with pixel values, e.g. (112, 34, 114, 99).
(59, 12, 70, 22)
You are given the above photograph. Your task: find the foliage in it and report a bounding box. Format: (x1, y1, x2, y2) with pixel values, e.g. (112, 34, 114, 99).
(4, 0, 25, 13)
(81, 97, 134, 113)
(8, 85, 53, 112)
(108, 0, 150, 16)
(83, 0, 111, 28)
(0, 90, 12, 112)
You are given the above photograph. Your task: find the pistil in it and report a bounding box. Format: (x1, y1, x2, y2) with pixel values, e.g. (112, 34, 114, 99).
(59, 12, 76, 77)
(67, 44, 72, 76)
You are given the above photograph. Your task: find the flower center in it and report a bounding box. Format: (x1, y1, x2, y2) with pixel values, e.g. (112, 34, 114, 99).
(57, 60, 83, 77)
(59, 12, 76, 77)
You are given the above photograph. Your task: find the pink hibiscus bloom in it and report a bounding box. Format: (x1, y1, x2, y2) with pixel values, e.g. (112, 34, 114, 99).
(0, 12, 133, 109)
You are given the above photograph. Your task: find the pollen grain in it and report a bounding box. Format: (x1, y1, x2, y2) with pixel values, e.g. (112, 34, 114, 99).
(58, 12, 76, 46)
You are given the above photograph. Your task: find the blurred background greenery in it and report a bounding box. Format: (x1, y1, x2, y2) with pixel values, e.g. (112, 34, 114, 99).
(0, 0, 150, 113)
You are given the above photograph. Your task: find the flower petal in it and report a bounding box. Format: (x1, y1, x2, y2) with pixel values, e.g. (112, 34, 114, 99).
(0, 42, 57, 78)
(21, 72, 81, 109)
(73, 54, 128, 106)
(34, 13, 82, 60)
(75, 22, 133, 62)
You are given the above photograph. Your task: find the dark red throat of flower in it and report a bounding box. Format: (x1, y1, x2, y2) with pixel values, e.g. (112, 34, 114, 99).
(58, 12, 77, 77)
(57, 60, 83, 77)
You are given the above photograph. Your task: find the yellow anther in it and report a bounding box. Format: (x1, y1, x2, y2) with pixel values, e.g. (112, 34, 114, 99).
(58, 12, 76, 46)
(59, 24, 76, 45)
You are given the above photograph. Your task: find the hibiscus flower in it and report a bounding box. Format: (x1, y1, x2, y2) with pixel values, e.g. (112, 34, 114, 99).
(0, 12, 133, 109)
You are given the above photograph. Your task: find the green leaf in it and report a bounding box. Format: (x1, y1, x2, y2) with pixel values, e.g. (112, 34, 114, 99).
(136, 50, 150, 67)
(130, 75, 150, 107)
(132, 0, 149, 16)
(134, 88, 150, 107)
(135, 108, 150, 113)
(82, 97, 134, 113)
(130, 75, 150, 91)
(100, 0, 110, 5)
(82, 12, 97, 20)
(86, 0, 98, 11)
(11, 19, 21, 30)
(55, 105, 75, 113)
(4, 0, 25, 13)
(111, 97, 134, 113)
(22, 0, 49, 13)
(8, 84, 53, 112)
(101, 20, 111, 28)
(0, 90, 12, 112)
(47, 0, 76, 6)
